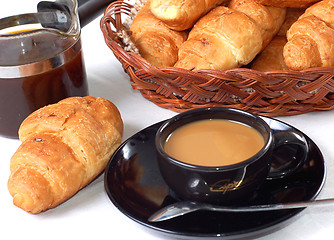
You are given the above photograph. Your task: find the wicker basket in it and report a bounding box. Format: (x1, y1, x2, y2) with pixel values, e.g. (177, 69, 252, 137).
(100, 1, 334, 117)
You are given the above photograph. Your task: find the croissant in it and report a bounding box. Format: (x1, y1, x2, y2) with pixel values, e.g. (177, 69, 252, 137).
(229, 0, 286, 49)
(252, 0, 320, 8)
(277, 7, 305, 36)
(174, 0, 286, 71)
(251, 8, 305, 72)
(7, 96, 123, 214)
(130, 0, 187, 67)
(149, 0, 228, 31)
(251, 36, 290, 71)
(283, 0, 334, 70)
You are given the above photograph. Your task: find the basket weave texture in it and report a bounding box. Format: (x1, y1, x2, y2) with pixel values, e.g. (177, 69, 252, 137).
(100, 1, 334, 117)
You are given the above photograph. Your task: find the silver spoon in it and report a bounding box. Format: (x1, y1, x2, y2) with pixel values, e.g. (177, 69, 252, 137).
(149, 198, 334, 222)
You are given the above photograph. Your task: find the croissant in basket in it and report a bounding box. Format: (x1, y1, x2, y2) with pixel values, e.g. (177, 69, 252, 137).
(129, 0, 188, 67)
(251, 7, 305, 71)
(174, 0, 286, 71)
(283, 0, 334, 70)
(277, 7, 305, 36)
(149, 0, 228, 31)
(252, 0, 320, 8)
(251, 36, 290, 72)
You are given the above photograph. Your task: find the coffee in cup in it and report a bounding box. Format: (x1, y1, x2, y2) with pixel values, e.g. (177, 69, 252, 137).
(155, 107, 308, 204)
(164, 119, 265, 167)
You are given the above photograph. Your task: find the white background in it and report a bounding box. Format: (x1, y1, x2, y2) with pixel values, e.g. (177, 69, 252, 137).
(1, 1, 334, 239)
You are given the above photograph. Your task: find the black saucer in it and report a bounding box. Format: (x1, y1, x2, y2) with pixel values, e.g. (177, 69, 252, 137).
(104, 116, 325, 239)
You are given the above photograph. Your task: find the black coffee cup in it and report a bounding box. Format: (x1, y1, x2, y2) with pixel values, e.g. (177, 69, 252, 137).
(155, 107, 308, 205)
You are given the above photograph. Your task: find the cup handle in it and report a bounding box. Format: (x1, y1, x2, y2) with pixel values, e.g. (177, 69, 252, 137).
(266, 130, 309, 180)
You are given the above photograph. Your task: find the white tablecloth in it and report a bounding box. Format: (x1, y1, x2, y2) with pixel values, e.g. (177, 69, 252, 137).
(1, 2, 334, 239)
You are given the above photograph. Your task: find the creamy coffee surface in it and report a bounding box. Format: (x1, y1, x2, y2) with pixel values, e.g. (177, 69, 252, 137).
(164, 119, 265, 167)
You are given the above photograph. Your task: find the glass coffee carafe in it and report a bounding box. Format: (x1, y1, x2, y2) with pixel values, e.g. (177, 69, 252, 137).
(0, 0, 89, 138)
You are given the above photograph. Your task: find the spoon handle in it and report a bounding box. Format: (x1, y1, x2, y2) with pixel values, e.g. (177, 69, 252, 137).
(211, 198, 334, 212)
(149, 198, 334, 222)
